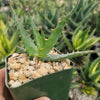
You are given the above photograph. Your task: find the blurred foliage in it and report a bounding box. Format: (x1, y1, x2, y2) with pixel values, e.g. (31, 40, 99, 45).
(39, 8, 60, 36)
(63, 26, 100, 52)
(0, 20, 19, 64)
(80, 54, 100, 95)
(55, 0, 100, 51)
(90, 10, 100, 37)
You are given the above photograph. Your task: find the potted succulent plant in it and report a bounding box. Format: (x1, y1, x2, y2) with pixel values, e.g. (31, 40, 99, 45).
(5, 6, 97, 100)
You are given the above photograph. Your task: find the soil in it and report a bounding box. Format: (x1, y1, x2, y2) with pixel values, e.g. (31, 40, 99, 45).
(7, 52, 72, 87)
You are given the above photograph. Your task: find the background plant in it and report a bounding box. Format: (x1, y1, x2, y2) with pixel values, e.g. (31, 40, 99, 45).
(65, 0, 99, 34)
(56, 0, 100, 51)
(0, 20, 19, 65)
(80, 54, 100, 95)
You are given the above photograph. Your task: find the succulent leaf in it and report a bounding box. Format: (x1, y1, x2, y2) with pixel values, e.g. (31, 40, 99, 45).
(93, 82, 100, 90)
(89, 70, 100, 82)
(89, 57, 100, 74)
(84, 54, 91, 76)
(29, 14, 45, 50)
(10, 32, 19, 50)
(63, 32, 73, 50)
(10, 6, 38, 56)
(38, 11, 54, 28)
(38, 50, 97, 61)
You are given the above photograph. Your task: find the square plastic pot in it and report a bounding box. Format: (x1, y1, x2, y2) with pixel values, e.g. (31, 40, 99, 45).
(5, 54, 73, 100)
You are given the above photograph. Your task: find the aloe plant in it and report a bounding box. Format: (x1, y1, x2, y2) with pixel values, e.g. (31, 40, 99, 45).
(56, 0, 100, 51)
(10, 5, 98, 62)
(80, 54, 100, 95)
(63, 26, 100, 52)
(0, 20, 19, 64)
(65, 0, 100, 35)
(38, 8, 59, 35)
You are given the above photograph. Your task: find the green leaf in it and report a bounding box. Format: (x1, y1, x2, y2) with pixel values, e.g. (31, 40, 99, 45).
(10, 5, 38, 56)
(87, 29, 96, 38)
(47, 9, 53, 20)
(0, 41, 7, 57)
(8, 47, 16, 56)
(29, 14, 45, 50)
(73, 30, 82, 48)
(68, 18, 78, 29)
(81, 13, 92, 25)
(10, 32, 19, 50)
(76, 38, 100, 50)
(89, 57, 100, 74)
(72, 26, 81, 45)
(0, 20, 5, 31)
(39, 7, 76, 57)
(76, 0, 83, 11)
(38, 11, 54, 28)
(93, 82, 100, 90)
(84, 54, 91, 76)
(63, 32, 73, 50)
(52, 8, 59, 26)
(80, 67, 86, 81)
(89, 70, 100, 82)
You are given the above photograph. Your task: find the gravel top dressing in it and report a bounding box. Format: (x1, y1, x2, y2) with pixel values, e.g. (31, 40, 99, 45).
(7, 51, 72, 87)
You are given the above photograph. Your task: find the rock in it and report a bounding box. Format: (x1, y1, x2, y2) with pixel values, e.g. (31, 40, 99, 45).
(31, 71, 41, 79)
(48, 69, 55, 74)
(8, 63, 21, 69)
(53, 66, 62, 71)
(37, 67, 48, 76)
(12, 53, 19, 58)
(69, 88, 98, 100)
(29, 61, 36, 66)
(11, 81, 21, 87)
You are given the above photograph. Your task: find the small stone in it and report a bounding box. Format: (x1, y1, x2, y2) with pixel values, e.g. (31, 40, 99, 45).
(12, 53, 19, 58)
(18, 58, 26, 63)
(31, 71, 41, 79)
(63, 65, 69, 70)
(55, 62, 59, 66)
(53, 66, 62, 71)
(40, 63, 51, 70)
(8, 80, 15, 86)
(37, 67, 48, 76)
(18, 74, 26, 80)
(22, 79, 31, 83)
(29, 61, 35, 66)
(8, 63, 21, 69)
(61, 62, 67, 67)
(53, 62, 56, 67)
(48, 69, 55, 74)
(11, 81, 21, 87)
(24, 62, 29, 66)
(9, 73, 17, 80)
(66, 59, 70, 65)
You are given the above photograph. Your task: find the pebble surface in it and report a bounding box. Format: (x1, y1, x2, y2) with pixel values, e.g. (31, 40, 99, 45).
(8, 51, 72, 87)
